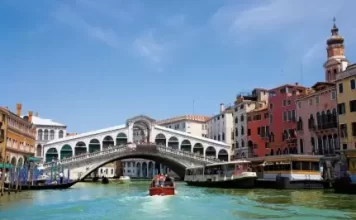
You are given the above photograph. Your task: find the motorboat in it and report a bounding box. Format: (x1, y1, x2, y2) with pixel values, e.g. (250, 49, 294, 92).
(149, 177, 175, 196)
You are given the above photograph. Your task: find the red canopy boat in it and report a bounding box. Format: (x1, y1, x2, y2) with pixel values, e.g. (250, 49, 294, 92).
(149, 177, 175, 196)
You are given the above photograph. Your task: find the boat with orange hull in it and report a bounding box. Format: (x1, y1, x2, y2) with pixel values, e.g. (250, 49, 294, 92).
(149, 179, 175, 196)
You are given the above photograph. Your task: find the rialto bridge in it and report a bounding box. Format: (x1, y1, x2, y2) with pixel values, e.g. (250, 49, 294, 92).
(43, 115, 231, 178)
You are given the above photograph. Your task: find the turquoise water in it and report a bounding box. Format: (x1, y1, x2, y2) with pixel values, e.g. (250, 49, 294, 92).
(0, 181, 356, 219)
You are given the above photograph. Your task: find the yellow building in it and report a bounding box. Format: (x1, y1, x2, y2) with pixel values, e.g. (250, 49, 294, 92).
(336, 64, 356, 149)
(0, 104, 36, 168)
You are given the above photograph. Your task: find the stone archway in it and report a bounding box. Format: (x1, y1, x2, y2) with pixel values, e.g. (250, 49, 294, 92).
(45, 148, 58, 162)
(193, 143, 204, 155)
(180, 140, 192, 152)
(61, 144, 73, 159)
(205, 146, 216, 158)
(142, 162, 148, 177)
(168, 136, 179, 149)
(17, 157, 23, 168)
(75, 142, 87, 156)
(155, 133, 166, 146)
(127, 115, 155, 143)
(89, 139, 100, 153)
(136, 162, 141, 177)
(102, 136, 114, 149)
(10, 157, 17, 167)
(116, 133, 128, 146)
(36, 144, 42, 157)
(218, 149, 229, 161)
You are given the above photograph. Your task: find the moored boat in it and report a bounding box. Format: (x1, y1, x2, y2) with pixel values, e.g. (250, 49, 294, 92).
(4, 180, 78, 191)
(184, 160, 257, 188)
(118, 176, 131, 184)
(250, 154, 324, 189)
(149, 176, 175, 196)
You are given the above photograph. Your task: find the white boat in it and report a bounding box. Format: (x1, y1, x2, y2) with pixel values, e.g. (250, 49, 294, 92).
(184, 160, 257, 188)
(118, 176, 131, 183)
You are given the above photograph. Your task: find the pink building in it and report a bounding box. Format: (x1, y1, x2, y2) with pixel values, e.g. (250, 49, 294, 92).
(296, 82, 338, 155)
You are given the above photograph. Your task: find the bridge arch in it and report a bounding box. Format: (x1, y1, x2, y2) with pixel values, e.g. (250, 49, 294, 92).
(193, 143, 204, 155)
(167, 136, 179, 149)
(205, 146, 216, 158)
(155, 133, 166, 146)
(89, 139, 100, 153)
(45, 148, 58, 162)
(116, 133, 127, 146)
(75, 141, 87, 156)
(218, 149, 229, 161)
(180, 140, 191, 152)
(61, 144, 73, 159)
(80, 152, 190, 180)
(102, 136, 114, 149)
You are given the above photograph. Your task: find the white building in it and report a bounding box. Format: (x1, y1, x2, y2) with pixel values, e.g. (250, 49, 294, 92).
(206, 104, 233, 160)
(97, 162, 116, 178)
(121, 115, 211, 178)
(156, 115, 210, 137)
(233, 89, 269, 158)
(26, 113, 67, 160)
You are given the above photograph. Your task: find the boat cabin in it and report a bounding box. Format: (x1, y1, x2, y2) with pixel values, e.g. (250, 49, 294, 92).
(184, 160, 253, 182)
(249, 155, 323, 181)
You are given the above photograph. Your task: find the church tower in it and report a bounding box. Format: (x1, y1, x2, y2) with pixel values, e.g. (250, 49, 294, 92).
(324, 18, 349, 82)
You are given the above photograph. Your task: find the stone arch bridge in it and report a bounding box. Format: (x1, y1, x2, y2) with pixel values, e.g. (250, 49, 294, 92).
(42, 115, 231, 178)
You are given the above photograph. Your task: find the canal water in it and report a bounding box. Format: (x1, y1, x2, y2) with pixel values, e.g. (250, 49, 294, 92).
(0, 181, 356, 220)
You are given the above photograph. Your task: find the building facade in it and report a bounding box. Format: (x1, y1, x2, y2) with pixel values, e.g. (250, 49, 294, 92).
(156, 115, 210, 137)
(29, 113, 67, 160)
(247, 107, 269, 157)
(206, 104, 233, 160)
(268, 84, 306, 155)
(336, 64, 356, 149)
(296, 82, 338, 155)
(233, 88, 268, 158)
(121, 159, 171, 178)
(0, 104, 36, 167)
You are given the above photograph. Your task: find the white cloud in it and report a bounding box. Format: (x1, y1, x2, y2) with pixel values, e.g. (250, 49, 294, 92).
(52, 4, 120, 48)
(133, 31, 165, 65)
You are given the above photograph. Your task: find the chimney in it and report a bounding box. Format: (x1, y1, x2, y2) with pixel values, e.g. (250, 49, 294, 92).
(220, 103, 225, 113)
(16, 103, 22, 116)
(28, 111, 33, 123)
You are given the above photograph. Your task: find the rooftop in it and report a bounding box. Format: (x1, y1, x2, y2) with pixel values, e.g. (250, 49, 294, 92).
(336, 63, 356, 81)
(23, 115, 66, 127)
(156, 115, 211, 125)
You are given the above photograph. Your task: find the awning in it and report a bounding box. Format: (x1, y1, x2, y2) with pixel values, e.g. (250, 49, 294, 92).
(0, 163, 13, 169)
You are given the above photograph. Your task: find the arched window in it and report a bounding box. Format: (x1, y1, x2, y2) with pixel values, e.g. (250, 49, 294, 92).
(241, 126, 244, 135)
(240, 115, 244, 122)
(321, 111, 326, 129)
(316, 112, 321, 129)
(59, 130, 64, 138)
(326, 110, 331, 129)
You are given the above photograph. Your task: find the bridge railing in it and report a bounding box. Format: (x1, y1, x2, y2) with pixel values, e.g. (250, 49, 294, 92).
(43, 144, 221, 168)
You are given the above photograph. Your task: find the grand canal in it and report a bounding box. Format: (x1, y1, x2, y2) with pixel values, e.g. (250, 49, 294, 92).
(0, 181, 356, 220)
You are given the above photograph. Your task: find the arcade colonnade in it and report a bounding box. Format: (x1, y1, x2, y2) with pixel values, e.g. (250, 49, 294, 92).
(122, 160, 169, 178)
(44, 132, 230, 162)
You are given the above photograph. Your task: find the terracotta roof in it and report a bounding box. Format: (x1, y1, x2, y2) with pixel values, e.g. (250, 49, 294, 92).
(156, 115, 211, 124)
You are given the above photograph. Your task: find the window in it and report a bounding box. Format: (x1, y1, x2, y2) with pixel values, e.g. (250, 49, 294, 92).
(283, 112, 287, 121)
(331, 91, 336, 100)
(316, 96, 320, 104)
(287, 111, 292, 121)
(351, 79, 356, 90)
(340, 124, 348, 138)
(350, 100, 356, 112)
(352, 122, 356, 137)
(338, 83, 344, 93)
(247, 129, 251, 136)
(257, 127, 261, 135)
(338, 103, 346, 115)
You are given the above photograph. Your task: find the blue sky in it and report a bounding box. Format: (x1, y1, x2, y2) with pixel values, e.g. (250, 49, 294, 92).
(1, 0, 356, 133)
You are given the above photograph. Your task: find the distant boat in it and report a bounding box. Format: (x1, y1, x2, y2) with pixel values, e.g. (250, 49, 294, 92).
(118, 176, 131, 184)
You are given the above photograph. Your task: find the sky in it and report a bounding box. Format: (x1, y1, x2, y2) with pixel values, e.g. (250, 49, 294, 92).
(1, 0, 356, 133)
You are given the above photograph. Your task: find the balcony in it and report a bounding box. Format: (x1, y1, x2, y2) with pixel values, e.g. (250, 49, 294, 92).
(315, 122, 338, 133)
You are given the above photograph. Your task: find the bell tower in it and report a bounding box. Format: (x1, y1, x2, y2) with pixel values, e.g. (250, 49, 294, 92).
(323, 18, 349, 82)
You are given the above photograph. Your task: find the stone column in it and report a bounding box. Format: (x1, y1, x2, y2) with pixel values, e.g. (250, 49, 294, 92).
(127, 122, 134, 143)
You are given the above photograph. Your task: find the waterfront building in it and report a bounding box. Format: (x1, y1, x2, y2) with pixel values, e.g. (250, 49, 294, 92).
(246, 107, 269, 157)
(336, 64, 356, 149)
(206, 104, 233, 160)
(156, 115, 210, 137)
(233, 88, 268, 158)
(28, 112, 67, 161)
(296, 82, 338, 155)
(98, 162, 116, 178)
(268, 84, 307, 155)
(0, 104, 36, 167)
(121, 159, 171, 178)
